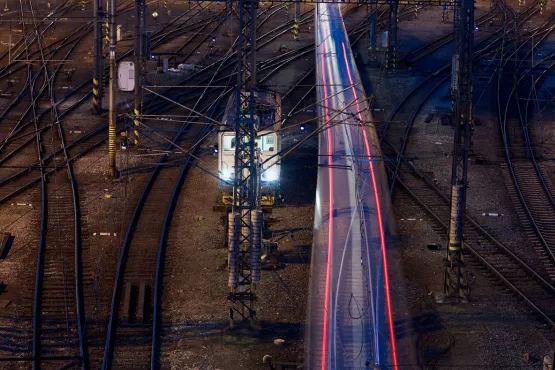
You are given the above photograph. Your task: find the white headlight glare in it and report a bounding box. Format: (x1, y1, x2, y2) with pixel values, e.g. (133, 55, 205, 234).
(222, 169, 232, 180)
(263, 167, 278, 182)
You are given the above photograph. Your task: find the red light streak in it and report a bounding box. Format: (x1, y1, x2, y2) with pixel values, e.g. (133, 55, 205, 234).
(341, 41, 399, 368)
(320, 46, 335, 370)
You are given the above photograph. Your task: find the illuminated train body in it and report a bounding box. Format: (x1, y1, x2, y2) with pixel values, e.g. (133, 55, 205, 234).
(305, 3, 410, 369)
(218, 90, 281, 206)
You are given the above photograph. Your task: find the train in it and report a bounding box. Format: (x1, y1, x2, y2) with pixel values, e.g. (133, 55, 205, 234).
(305, 3, 408, 369)
(217, 90, 282, 207)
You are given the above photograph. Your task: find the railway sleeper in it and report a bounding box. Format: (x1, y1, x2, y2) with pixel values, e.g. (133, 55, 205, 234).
(122, 282, 151, 324)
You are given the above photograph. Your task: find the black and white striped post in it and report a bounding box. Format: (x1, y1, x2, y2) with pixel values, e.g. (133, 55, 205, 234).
(93, 0, 104, 114)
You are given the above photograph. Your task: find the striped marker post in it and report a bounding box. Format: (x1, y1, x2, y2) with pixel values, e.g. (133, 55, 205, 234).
(104, 18, 109, 45)
(133, 108, 140, 146)
(92, 78, 101, 113)
(293, 22, 299, 40)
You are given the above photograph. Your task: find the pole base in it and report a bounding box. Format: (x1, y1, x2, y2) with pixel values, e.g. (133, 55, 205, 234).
(434, 291, 468, 304)
(91, 107, 107, 115)
(225, 319, 262, 337)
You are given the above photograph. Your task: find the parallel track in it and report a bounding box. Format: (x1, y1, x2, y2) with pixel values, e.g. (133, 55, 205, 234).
(377, 0, 555, 331)
(498, 25, 555, 281)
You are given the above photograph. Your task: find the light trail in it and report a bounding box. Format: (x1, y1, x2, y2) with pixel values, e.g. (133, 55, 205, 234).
(320, 40, 335, 370)
(341, 41, 399, 368)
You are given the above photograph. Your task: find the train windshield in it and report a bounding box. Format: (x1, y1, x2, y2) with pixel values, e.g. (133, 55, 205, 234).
(222, 134, 275, 152)
(257, 134, 275, 152)
(223, 135, 235, 152)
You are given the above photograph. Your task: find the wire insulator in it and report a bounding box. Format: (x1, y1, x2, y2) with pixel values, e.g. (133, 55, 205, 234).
(250, 210, 263, 284)
(227, 213, 240, 288)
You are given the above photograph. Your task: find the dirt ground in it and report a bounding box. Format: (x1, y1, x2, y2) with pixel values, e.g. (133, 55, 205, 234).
(159, 148, 312, 369)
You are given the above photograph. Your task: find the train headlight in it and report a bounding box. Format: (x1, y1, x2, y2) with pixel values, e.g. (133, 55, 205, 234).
(221, 169, 233, 181)
(262, 167, 279, 182)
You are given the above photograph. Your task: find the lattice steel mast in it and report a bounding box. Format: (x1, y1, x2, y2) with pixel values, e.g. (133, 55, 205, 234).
(368, 1, 379, 59)
(227, 0, 263, 328)
(108, 0, 117, 177)
(386, 0, 398, 70)
(444, 0, 474, 301)
(134, 0, 146, 147)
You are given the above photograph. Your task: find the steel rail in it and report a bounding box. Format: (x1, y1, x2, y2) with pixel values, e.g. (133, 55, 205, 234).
(0, 3, 309, 205)
(0, 6, 220, 169)
(0, 17, 94, 127)
(373, 0, 555, 332)
(380, 3, 544, 198)
(400, 9, 499, 64)
(522, 62, 555, 207)
(391, 168, 555, 329)
(0, 0, 80, 76)
(498, 32, 555, 266)
(48, 36, 91, 370)
(0, 25, 92, 154)
(26, 0, 90, 366)
(102, 64, 234, 370)
(150, 85, 232, 370)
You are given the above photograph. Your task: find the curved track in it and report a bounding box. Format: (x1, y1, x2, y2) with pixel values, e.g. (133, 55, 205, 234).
(498, 28, 555, 282)
(377, 0, 555, 338)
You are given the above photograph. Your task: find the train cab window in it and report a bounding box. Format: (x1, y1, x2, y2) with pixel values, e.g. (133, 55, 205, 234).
(223, 136, 235, 152)
(260, 135, 275, 152)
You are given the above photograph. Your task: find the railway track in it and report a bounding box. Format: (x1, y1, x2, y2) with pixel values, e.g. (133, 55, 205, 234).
(0, 2, 213, 167)
(100, 4, 313, 368)
(375, 0, 555, 332)
(102, 52, 234, 370)
(0, 5, 228, 201)
(400, 7, 499, 65)
(498, 31, 555, 282)
(19, 0, 90, 367)
(0, 2, 226, 368)
(393, 163, 555, 328)
(1, 2, 307, 368)
(380, 0, 542, 194)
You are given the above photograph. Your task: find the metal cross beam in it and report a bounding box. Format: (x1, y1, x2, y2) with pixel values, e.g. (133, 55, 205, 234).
(164, 0, 458, 5)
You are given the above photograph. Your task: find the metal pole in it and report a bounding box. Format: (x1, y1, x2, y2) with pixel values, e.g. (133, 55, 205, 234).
(93, 0, 103, 114)
(108, 0, 117, 177)
(444, 0, 474, 302)
(229, 0, 259, 329)
(368, 2, 378, 59)
(133, 0, 142, 146)
(293, 0, 300, 40)
(386, 0, 398, 70)
(450, 0, 461, 112)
